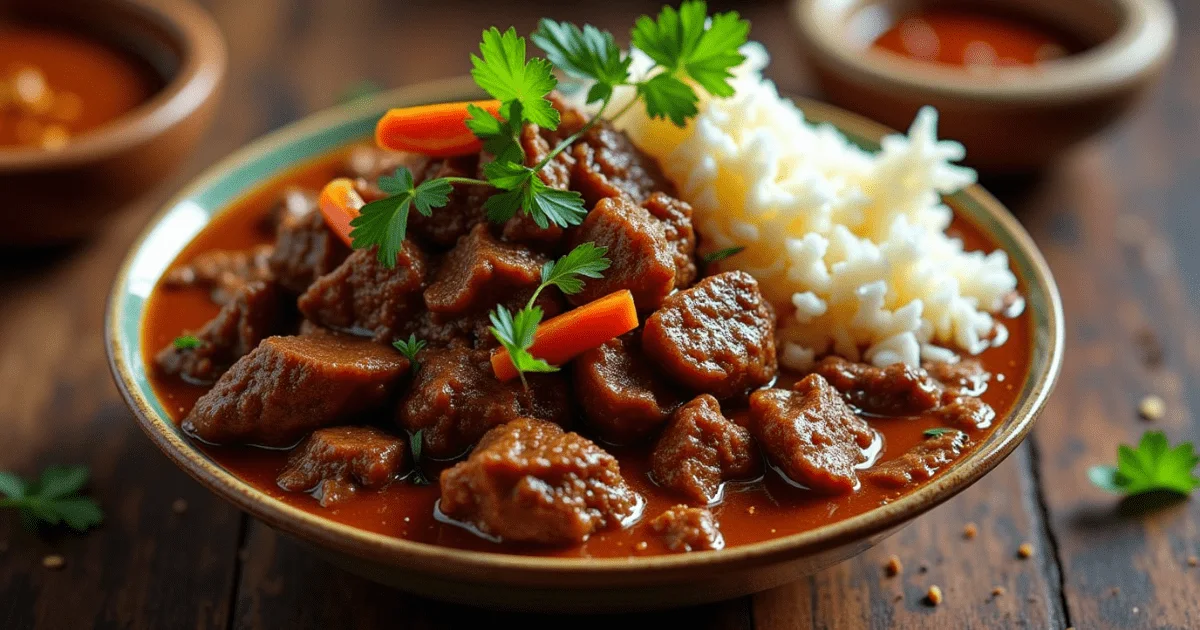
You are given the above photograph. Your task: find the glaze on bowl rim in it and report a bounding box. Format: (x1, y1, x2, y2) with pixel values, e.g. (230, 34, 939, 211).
(792, 0, 1176, 104)
(0, 0, 226, 170)
(105, 76, 1063, 581)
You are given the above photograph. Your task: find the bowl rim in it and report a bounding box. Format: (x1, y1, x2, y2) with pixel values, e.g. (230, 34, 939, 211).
(0, 0, 226, 170)
(105, 76, 1064, 583)
(792, 0, 1176, 104)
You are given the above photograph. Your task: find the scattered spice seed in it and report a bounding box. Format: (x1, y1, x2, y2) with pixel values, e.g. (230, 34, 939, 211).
(1138, 395, 1166, 421)
(1188, 556, 1197, 567)
(884, 555, 903, 577)
(1017, 542, 1034, 559)
(963, 523, 978, 539)
(893, 594, 903, 603)
(991, 586, 1006, 597)
(926, 585, 943, 606)
(172, 499, 189, 514)
(918, 565, 928, 574)
(1110, 587, 1121, 596)
(42, 555, 65, 570)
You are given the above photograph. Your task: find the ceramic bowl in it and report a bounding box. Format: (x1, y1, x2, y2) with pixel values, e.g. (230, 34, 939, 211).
(0, 0, 225, 245)
(105, 77, 1064, 613)
(793, 0, 1176, 172)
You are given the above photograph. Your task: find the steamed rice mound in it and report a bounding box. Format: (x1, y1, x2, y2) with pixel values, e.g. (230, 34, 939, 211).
(590, 44, 1018, 369)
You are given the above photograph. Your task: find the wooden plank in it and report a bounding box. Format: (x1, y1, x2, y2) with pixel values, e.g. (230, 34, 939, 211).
(753, 449, 1063, 629)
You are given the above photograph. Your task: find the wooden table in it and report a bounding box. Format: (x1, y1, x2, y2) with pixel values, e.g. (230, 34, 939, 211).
(2, 0, 1198, 627)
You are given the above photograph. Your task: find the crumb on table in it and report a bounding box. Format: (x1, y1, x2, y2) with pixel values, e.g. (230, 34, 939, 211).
(885, 555, 902, 577)
(1017, 542, 1034, 559)
(925, 585, 943, 606)
(963, 522, 978, 539)
(1138, 395, 1166, 421)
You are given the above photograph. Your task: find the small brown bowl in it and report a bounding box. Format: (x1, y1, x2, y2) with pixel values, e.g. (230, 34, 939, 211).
(793, 0, 1176, 172)
(0, 0, 225, 245)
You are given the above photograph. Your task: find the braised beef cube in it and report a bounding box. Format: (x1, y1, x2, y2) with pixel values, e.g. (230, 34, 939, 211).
(423, 224, 546, 315)
(416, 286, 564, 350)
(262, 186, 318, 234)
(439, 418, 641, 545)
(521, 123, 573, 190)
(501, 211, 565, 248)
(924, 359, 990, 396)
(650, 505, 724, 552)
(277, 426, 407, 507)
(568, 196, 677, 311)
(862, 431, 969, 489)
(651, 395, 761, 505)
(643, 271, 778, 399)
(408, 155, 489, 248)
(298, 243, 428, 342)
(570, 122, 674, 207)
(397, 346, 570, 459)
(574, 334, 684, 444)
(810, 356, 942, 415)
(642, 192, 697, 289)
(164, 245, 274, 305)
(934, 395, 996, 429)
(749, 375, 877, 494)
(183, 335, 409, 447)
(156, 280, 285, 384)
(269, 209, 352, 294)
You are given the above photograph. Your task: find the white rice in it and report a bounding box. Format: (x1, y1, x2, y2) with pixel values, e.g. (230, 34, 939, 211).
(567, 44, 1018, 369)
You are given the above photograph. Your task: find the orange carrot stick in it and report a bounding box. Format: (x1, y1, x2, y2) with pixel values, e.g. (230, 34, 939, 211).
(375, 100, 502, 157)
(491, 290, 640, 381)
(317, 177, 364, 247)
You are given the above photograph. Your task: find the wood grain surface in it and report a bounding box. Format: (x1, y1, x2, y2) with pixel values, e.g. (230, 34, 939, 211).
(1, 0, 1197, 628)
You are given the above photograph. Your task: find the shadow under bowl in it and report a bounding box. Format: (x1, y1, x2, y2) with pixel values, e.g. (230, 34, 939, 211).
(105, 77, 1064, 613)
(793, 0, 1176, 172)
(0, 0, 226, 245)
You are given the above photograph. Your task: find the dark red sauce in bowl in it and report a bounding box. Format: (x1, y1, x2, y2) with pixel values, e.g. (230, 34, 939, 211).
(871, 8, 1082, 68)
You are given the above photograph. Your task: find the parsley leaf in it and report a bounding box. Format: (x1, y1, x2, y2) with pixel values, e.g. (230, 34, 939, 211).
(702, 246, 746, 263)
(631, 1, 749, 98)
(1089, 431, 1200, 496)
(466, 101, 525, 163)
(923, 428, 956, 438)
(540, 242, 610, 295)
(480, 161, 587, 229)
(489, 304, 557, 388)
(349, 167, 453, 268)
(637, 73, 699, 126)
(173, 335, 201, 350)
(392, 334, 428, 372)
(408, 429, 431, 486)
(532, 19, 631, 104)
(0, 465, 104, 532)
(471, 27, 560, 130)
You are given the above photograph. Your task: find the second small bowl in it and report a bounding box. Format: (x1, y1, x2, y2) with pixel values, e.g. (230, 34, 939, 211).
(793, 0, 1176, 172)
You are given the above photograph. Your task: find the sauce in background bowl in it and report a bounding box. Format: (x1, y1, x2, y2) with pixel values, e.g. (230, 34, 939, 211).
(872, 8, 1082, 69)
(0, 23, 162, 150)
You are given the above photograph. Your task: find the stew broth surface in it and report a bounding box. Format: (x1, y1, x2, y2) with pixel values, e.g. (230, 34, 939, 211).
(143, 148, 1032, 558)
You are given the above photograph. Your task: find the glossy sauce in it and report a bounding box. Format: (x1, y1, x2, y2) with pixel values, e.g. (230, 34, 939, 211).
(0, 24, 161, 149)
(873, 8, 1076, 68)
(142, 149, 1033, 558)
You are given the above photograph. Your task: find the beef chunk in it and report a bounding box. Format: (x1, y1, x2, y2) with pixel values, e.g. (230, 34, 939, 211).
(423, 224, 546, 315)
(397, 346, 570, 459)
(568, 196, 677, 311)
(810, 356, 942, 415)
(573, 334, 684, 444)
(643, 271, 778, 399)
(262, 186, 318, 234)
(650, 505, 724, 552)
(642, 192, 697, 289)
(298, 243, 428, 342)
(749, 375, 876, 494)
(439, 418, 641, 545)
(862, 431, 969, 488)
(651, 395, 761, 505)
(269, 210, 352, 294)
(164, 245, 274, 305)
(522, 123, 573, 190)
(924, 359, 990, 395)
(156, 281, 285, 384)
(934, 395, 996, 429)
(570, 122, 674, 207)
(408, 155, 489, 248)
(183, 335, 409, 447)
(277, 427, 407, 507)
(415, 287, 564, 350)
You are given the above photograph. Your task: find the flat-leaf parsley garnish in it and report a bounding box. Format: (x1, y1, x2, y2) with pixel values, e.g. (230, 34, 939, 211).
(489, 243, 610, 387)
(408, 429, 432, 486)
(923, 428, 956, 438)
(392, 334, 428, 372)
(349, 2, 748, 267)
(0, 465, 104, 532)
(1088, 431, 1200, 497)
(702, 246, 746, 263)
(173, 335, 202, 350)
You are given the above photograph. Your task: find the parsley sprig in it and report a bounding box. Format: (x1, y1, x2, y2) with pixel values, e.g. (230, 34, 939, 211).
(173, 335, 201, 350)
(408, 429, 432, 486)
(489, 243, 610, 387)
(392, 334, 428, 372)
(1089, 431, 1200, 497)
(0, 465, 104, 532)
(349, 2, 748, 268)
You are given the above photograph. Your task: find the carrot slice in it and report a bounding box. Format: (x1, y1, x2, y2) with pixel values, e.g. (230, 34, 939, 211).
(375, 100, 502, 157)
(491, 290, 640, 381)
(317, 177, 365, 247)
